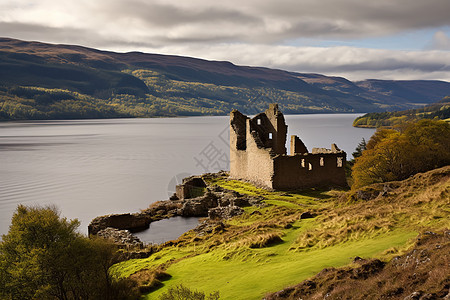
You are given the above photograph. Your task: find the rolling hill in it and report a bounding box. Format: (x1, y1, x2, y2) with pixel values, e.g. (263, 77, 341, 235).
(109, 166, 449, 299)
(353, 96, 450, 128)
(1, 37, 450, 120)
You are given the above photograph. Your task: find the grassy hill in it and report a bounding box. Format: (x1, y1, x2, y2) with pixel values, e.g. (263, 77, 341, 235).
(266, 229, 449, 299)
(353, 96, 450, 128)
(110, 166, 449, 299)
(1, 38, 450, 120)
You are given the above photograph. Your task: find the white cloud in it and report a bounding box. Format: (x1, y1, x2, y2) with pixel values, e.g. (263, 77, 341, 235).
(431, 31, 450, 50)
(0, 0, 449, 81)
(126, 43, 450, 81)
(2, 0, 450, 45)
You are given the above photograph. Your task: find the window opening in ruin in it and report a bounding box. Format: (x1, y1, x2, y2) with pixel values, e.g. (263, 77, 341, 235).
(268, 132, 272, 139)
(320, 157, 324, 166)
(308, 163, 313, 170)
(337, 157, 343, 167)
(301, 159, 305, 167)
(257, 119, 261, 125)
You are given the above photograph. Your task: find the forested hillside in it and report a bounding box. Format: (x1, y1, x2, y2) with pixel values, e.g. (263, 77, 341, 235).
(353, 96, 450, 128)
(2, 38, 450, 120)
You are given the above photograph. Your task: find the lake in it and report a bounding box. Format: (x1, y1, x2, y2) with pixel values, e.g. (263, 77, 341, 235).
(0, 114, 375, 241)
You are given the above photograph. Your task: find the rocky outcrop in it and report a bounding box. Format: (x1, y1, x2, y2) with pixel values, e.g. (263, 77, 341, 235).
(141, 201, 182, 218)
(179, 191, 219, 217)
(174, 173, 263, 217)
(207, 181, 264, 207)
(208, 206, 244, 219)
(89, 172, 263, 246)
(89, 201, 184, 237)
(175, 176, 207, 200)
(96, 227, 144, 248)
(88, 213, 150, 235)
(194, 221, 226, 237)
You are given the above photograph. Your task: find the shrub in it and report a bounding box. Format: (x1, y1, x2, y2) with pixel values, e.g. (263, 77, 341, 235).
(0, 205, 138, 300)
(159, 284, 220, 300)
(352, 120, 450, 188)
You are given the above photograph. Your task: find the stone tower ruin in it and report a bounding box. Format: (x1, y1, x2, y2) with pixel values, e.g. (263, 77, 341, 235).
(230, 104, 348, 190)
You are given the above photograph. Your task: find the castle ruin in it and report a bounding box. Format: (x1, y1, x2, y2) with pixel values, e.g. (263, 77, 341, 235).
(230, 104, 348, 190)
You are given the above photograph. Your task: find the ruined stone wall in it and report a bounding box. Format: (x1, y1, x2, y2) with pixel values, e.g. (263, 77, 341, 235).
(230, 147, 248, 179)
(272, 153, 347, 189)
(290, 135, 308, 155)
(230, 104, 348, 190)
(264, 104, 287, 155)
(230, 116, 275, 188)
(243, 118, 275, 187)
(230, 110, 249, 180)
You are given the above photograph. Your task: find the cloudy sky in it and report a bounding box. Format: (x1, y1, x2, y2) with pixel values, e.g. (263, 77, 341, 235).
(1, 0, 450, 81)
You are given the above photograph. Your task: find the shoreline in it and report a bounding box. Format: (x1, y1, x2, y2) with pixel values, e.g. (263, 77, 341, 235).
(88, 172, 263, 249)
(0, 112, 369, 123)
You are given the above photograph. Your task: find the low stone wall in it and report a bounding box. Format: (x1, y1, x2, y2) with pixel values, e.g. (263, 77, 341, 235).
(175, 176, 207, 200)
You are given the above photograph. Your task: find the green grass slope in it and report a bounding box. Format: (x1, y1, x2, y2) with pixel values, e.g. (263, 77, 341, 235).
(110, 166, 449, 299)
(266, 230, 449, 299)
(148, 230, 414, 299)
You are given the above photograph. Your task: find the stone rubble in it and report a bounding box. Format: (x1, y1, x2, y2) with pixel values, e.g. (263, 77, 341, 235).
(96, 227, 144, 248)
(89, 173, 262, 247)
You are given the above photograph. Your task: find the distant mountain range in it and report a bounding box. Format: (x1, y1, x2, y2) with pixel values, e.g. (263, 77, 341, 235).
(1, 37, 450, 120)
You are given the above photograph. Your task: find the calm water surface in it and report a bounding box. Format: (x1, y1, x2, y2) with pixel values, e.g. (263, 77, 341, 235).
(0, 114, 375, 241)
(134, 217, 200, 244)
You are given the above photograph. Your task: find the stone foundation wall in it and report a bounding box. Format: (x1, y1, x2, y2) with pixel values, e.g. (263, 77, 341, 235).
(272, 153, 348, 189)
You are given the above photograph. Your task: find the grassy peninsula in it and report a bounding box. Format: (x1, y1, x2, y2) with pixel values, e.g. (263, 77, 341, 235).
(110, 167, 449, 299)
(353, 96, 450, 128)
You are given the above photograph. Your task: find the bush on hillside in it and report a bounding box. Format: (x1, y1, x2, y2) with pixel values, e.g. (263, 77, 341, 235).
(0, 205, 139, 300)
(159, 284, 220, 300)
(352, 119, 450, 188)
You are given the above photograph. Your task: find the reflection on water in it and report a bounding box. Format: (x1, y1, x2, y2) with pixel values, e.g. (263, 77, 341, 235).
(0, 115, 375, 238)
(134, 217, 200, 244)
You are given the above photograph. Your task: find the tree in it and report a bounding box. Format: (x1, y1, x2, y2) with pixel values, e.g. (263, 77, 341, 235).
(351, 138, 367, 159)
(352, 120, 450, 188)
(0, 205, 138, 300)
